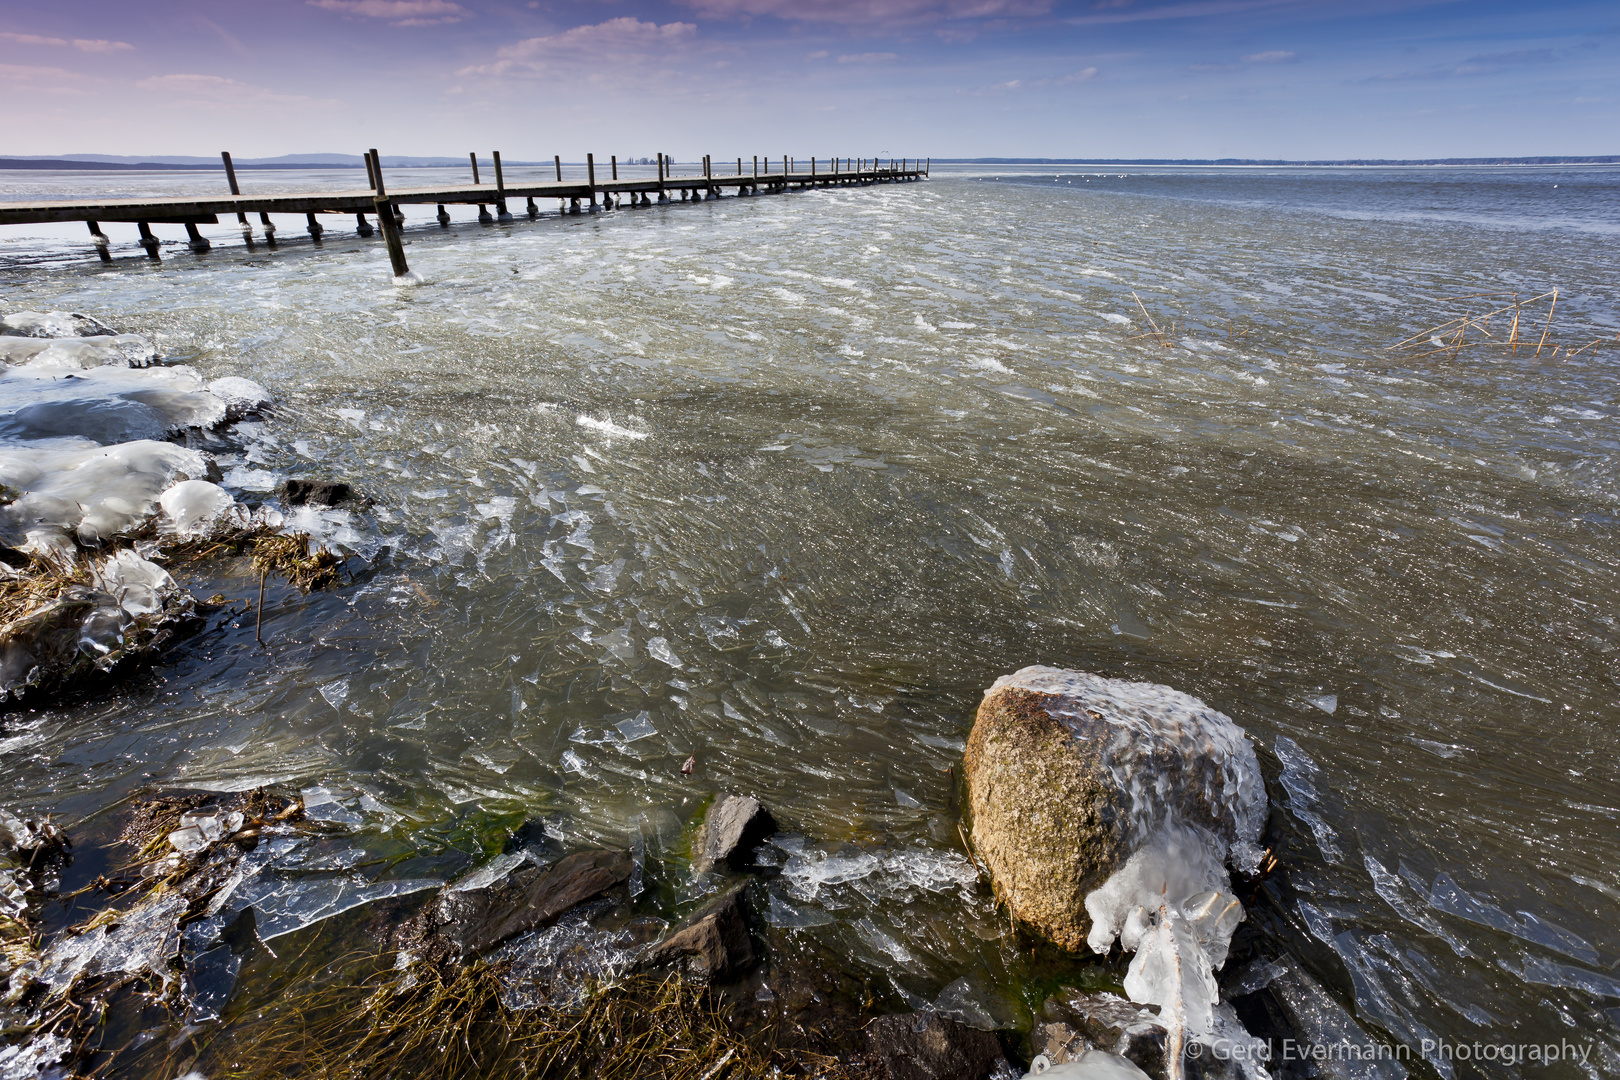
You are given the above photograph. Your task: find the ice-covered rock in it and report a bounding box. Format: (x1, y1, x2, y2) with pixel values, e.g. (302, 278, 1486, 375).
(0, 364, 229, 444)
(0, 440, 209, 552)
(1025, 1051, 1152, 1080)
(0, 334, 160, 369)
(963, 667, 1264, 954)
(160, 479, 243, 538)
(0, 310, 118, 338)
(964, 668, 1267, 1079)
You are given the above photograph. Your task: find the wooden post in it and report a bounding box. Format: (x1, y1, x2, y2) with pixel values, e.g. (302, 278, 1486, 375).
(86, 220, 111, 262)
(657, 153, 668, 201)
(137, 221, 159, 257)
(493, 150, 511, 221)
(365, 153, 377, 190)
(259, 211, 276, 245)
(554, 155, 562, 182)
(611, 155, 618, 181)
(587, 152, 598, 210)
(185, 221, 211, 251)
(926, 157, 930, 176)
(355, 212, 374, 237)
(221, 151, 254, 243)
(369, 149, 411, 279)
(306, 212, 323, 240)
(437, 203, 450, 226)
(469, 152, 481, 185)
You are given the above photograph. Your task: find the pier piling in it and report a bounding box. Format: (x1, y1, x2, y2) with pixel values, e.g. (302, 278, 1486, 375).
(221, 152, 253, 244)
(368, 149, 411, 279)
(494, 151, 512, 221)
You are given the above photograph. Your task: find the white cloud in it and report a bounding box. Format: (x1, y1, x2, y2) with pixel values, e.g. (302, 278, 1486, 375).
(0, 31, 133, 52)
(461, 18, 699, 77)
(682, 0, 1051, 27)
(306, 0, 470, 26)
(837, 51, 900, 63)
(1241, 49, 1296, 63)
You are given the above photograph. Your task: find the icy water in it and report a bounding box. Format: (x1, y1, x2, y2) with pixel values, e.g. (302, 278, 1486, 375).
(3, 164, 1620, 1074)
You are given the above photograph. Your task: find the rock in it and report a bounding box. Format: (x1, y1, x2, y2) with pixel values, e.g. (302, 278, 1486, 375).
(962, 666, 1264, 954)
(866, 1011, 1010, 1080)
(281, 478, 354, 507)
(638, 884, 755, 982)
(1034, 990, 1166, 1076)
(693, 793, 777, 872)
(419, 849, 631, 959)
(1034, 988, 1269, 1080)
(207, 377, 273, 421)
(0, 311, 118, 338)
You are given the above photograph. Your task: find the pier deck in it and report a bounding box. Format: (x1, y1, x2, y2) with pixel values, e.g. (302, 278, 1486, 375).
(0, 153, 927, 272)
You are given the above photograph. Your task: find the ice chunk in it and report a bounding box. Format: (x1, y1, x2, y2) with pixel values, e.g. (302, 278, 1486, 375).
(93, 549, 176, 617)
(0, 334, 159, 369)
(160, 479, 240, 538)
(1024, 1050, 1152, 1079)
(615, 712, 658, 742)
(0, 439, 209, 550)
(208, 376, 273, 420)
(1084, 824, 1233, 956)
(1123, 907, 1218, 1074)
(238, 875, 437, 940)
(0, 310, 117, 338)
(646, 636, 682, 667)
(0, 1032, 73, 1079)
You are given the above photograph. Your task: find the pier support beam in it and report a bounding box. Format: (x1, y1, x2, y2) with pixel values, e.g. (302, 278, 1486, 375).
(137, 221, 159, 258)
(221, 151, 253, 245)
(437, 204, 450, 227)
(493, 150, 512, 222)
(306, 213, 323, 241)
(478, 204, 493, 225)
(259, 212, 276, 245)
(87, 221, 111, 262)
(587, 153, 599, 211)
(185, 222, 211, 252)
(526, 197, 538, 219)
(367, 152, 411, 280)
(355, 213, 374, 237)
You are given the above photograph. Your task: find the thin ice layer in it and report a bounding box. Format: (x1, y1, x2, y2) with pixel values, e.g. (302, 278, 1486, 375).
(92, 549, 177, 617)
(0, 439, 209, 552)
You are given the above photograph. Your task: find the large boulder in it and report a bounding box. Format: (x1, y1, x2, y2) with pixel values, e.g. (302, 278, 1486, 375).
(962, 667, 1264, 954)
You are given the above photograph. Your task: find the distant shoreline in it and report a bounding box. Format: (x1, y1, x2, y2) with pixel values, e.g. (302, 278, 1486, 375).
(1, 155, 1615, 172)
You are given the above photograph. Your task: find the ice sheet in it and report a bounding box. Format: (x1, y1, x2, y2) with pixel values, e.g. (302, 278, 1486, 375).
(0, 439, 210, 551)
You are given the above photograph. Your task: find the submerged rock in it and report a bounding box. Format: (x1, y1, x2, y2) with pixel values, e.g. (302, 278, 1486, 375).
(693, 793, 777, 873)
(866, 1011, 1011, 1080)
(963, 667, 1265, 955)
(1032, 988, 1268, 1080)
(638, 884, 755, 982)
(412, 848, 632, 960)
(281, 478, 354, 507)
(0, 334, 159, 369)
(0, 310, 118, 338)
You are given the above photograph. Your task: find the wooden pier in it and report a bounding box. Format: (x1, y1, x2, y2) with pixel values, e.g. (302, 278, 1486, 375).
(0, 151, 929, 272)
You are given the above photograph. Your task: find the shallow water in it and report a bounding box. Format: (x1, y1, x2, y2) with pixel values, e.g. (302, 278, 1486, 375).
(3, 163, 1619, 1074)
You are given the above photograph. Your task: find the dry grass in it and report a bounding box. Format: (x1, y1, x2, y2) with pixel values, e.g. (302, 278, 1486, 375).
(181, 963, 872, 1080)
(0, 554, 93, 630)
(251, 532, 344, 593)
(1389, 289, 1616, 362)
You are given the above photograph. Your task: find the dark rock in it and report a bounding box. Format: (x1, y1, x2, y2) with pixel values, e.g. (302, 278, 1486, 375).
(693, 793, 776, 872)
(281, 479, 355, 507)
(1035, 990, 1165, 1075)
(743, 921, 879, 1059)
(639, 884, 755, 982)
(866, 1011, 1009, 1080)
(420, 849, 631, 959)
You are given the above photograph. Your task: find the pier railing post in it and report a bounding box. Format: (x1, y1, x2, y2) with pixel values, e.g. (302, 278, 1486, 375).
(221, 151, 254, 243)
(469, 152, 481, 185)
(657, 153, 667, 201)
(493, 150, 512, 221)
(368, 149, 411, 280)
(587, 153, 599, 210)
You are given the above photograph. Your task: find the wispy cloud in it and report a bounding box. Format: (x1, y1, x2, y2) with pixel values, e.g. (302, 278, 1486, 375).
(1070, 0, 1296, 26)
(135, 73, 335, 107)
(1241, 49, 1295, 63)
(460, 18, 699, 77)
(1369, 46, 1569, 81)
(0, 31, 133, 52)
(306, 0, 470, 26)
(680, 0, 1052, 27)
(838, 51, 900, 63)
(973, 65, 1098, 92)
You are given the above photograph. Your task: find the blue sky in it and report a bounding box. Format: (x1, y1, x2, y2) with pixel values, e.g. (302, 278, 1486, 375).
(3, 0, 1615, 159)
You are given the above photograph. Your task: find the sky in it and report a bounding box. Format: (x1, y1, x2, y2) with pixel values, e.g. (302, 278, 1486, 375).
(2, 0, 1615, 160)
